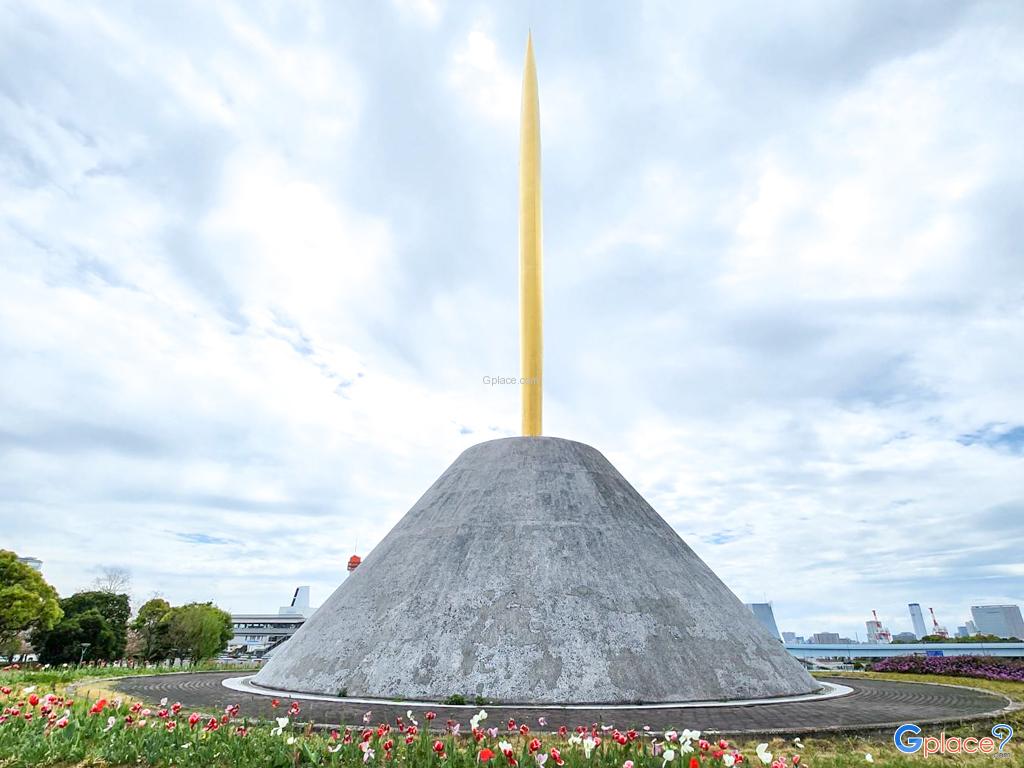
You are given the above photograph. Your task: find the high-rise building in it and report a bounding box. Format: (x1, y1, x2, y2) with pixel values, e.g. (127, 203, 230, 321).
(970, 605, 1024, 639)
(956, 625, 969, 638)
(17, 556, 42, 571)
(745, 603, 782, 640)
(812, 632, 841, 644)
(966, 620, 977, 635)
(866, 618, 891, 643)
(781, 632, 798, 643)
(908, 603, 927, 639)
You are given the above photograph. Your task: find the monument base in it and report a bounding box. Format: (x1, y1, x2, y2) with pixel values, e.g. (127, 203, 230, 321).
(253, 437, 817, 703)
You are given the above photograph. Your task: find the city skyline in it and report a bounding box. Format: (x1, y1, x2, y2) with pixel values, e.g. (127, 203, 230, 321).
(2, 2, 1022, 638)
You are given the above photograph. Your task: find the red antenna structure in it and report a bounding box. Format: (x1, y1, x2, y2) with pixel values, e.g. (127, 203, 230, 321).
(929, 607, 949, 638)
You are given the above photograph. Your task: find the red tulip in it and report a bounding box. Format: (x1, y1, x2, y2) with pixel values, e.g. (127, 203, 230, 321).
(188, 712, 200, 728)
(27, 694, 39, 707)
(529, 738, 542, 753)
(204, 717, 219, 732)
(434, 740, 446, 753)
(426, 711, 437, 720)
(479, 748, 496, 762)
(550, 749, 564, 766)
(520, 724, 530, 736)
(289, 702, 301, 716)
(689, 758, 700, 768)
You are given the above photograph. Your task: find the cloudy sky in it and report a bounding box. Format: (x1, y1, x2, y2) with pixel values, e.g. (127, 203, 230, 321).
(2, 0, 1022, 641)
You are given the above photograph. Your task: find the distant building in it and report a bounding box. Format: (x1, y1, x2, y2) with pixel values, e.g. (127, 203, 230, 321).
(892, 632, 917, 642)
(956, 625, 969, 638)
(229, 587, 316, 657)
(745, 603, 782, 640)
(812, 632, 841, 644)
(280, 586, 313, 618)
(908, 603, 927, 639)
(17, 556, 42, 571)
(782, 632, 798, 643)
(866, 615, 891, 643)
(966, 620, 977, 635)
(970, 605, 1024, 639)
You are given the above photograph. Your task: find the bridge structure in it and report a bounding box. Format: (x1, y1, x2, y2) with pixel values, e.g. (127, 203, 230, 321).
(786, 642, 1024, 659)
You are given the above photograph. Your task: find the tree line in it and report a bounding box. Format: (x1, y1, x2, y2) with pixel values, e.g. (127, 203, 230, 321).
(1, 550, 233, 664)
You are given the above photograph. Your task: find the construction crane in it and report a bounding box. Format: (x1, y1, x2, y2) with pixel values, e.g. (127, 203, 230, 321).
(871, 610, 892, 643)
(929, 607, 949, 638)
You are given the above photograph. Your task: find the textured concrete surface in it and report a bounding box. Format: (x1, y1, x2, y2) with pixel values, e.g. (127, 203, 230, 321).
(254, 437, 817, 703)
(111, 672, 1015, 736)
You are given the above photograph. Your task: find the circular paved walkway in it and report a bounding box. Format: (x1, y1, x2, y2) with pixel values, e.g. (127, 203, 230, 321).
(108, 672, 1015, 737)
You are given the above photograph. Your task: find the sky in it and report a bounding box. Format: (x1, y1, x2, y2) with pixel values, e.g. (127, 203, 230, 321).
(1, 0, 1022, 642)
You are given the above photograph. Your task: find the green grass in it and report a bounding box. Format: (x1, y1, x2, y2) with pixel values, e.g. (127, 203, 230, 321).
(0, 668, 1019, 767)
(0, 662, 258, 690)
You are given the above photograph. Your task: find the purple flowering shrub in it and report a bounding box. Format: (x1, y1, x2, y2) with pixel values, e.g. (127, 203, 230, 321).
(871, 655, 1024, 682)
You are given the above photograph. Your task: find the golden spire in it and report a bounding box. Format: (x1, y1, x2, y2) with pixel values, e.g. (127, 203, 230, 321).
(519, 33, 543, 436)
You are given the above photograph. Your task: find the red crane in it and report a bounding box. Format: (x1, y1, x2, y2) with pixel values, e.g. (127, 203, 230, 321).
(871, 610, 892, 643)
(929, 607, 949, 638)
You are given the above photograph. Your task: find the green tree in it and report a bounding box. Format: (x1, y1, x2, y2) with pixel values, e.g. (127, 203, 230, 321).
(131, 597, 172, 662)
(0, 550, 62, 659)
(30, 590, 131, 663)
(33, 609, 120, 663)
(165, 602, 233, 663)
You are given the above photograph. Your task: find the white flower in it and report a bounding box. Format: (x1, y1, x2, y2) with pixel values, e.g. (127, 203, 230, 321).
(287, 736, 296, 745)
(329, 745, 342, 753)
(723, 755, 736, 768)
(22, 686, 36, 694)
(181, 744, 190, 750)
(665, 730, 678, 742)
(499, 741, 514, 754)
(681, 729, 701, 741)
(568, 735, 582, 746)
(471, 710, 488, 729)
(756, 744, 773, 765)
(363, 747, 375, 763)
(271, 717, 289, 736)
(662, 748, 676, 764)
(407, 709, 419, 726)
(538, 716, 546, 727)
(583, 737, 597, 758)
(159, 698, 168, 706)
(104, 716, 116, 732)
(679, 742, 694, 754)
(363, 711, 372, 724)
(865, 755, 874, 763)
(536, 754, 548, 767)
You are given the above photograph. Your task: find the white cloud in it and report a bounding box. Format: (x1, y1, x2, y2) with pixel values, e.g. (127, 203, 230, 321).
(0, 2, 1021, 642)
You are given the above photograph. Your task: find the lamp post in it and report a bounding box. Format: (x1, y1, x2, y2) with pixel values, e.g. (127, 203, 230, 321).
(79, 642, 91, 665)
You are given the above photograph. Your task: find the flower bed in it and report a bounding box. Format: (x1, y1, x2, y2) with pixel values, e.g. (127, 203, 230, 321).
(0, 684, 801, 768)
(870, 655, 1024, 682)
